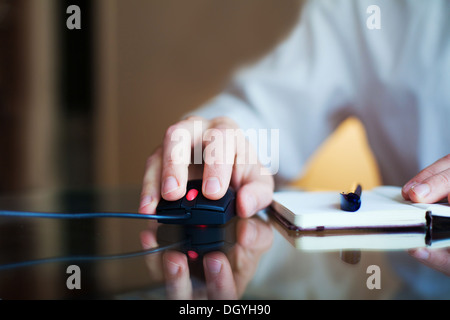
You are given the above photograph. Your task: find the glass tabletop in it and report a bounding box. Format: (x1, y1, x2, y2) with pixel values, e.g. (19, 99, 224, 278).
(0, 187, 449, 300)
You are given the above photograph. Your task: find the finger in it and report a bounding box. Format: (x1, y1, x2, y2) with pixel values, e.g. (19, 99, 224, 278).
(140, 230, 164, 282)
(139, 147, 163, 214)
(402, 155, 450, 200)
(202, 125, 235, 200)
(407, 168, 450, 203)
(235, 174, 274, 218)
(408, 248, 450, 276)
(203, 251, 238, 300)
(161, 118, 206, 201)
(231, 134, 274, 217)
(230, 218, 274, 297)
(236, 217, 274, 251)
(140, 230, 158, 250)
(162, 251, 193, 300)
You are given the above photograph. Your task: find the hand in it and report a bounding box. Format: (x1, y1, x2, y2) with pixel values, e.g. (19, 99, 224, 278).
(140, 217, 274, 299)
(408, 248, 450, 277)
(139, 116, 274, 218)
(402, 154, 450, 204)
(402, 154, 450, 276)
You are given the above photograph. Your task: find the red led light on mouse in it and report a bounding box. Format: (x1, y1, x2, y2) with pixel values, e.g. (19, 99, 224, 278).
(187, 250, 199, 260)
(186, 189, 199, 201)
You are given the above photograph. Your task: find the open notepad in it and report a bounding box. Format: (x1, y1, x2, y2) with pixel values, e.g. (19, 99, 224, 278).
(271, 186, 450, 231)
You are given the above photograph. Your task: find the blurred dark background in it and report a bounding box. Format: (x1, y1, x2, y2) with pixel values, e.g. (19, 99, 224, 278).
(0, 0, 303, 195)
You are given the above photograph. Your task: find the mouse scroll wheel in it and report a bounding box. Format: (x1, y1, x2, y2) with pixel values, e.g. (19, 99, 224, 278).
(186, 189, 199, 201)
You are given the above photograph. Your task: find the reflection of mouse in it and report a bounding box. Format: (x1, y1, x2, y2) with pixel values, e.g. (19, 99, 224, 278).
(156, 221, 237, 281)
(156, 221, 237, 258)
(156, 180, 236, 225)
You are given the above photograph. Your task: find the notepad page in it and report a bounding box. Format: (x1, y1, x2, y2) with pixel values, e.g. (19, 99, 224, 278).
(297, 232, 426, 251)
(372, 186, 450, 218)
(272, 186, 427, 230)
(409, 203, 450, 218)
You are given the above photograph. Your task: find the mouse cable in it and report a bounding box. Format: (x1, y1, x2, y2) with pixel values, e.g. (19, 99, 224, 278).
(0, 239, 190, 271)
(0, 210, 191, 221)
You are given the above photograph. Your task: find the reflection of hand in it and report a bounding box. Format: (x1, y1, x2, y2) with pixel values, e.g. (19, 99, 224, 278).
(141, 217, 273, 300)
(408, 248, 450, 277)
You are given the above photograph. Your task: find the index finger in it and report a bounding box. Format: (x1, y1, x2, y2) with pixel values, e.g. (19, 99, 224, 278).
(161, 117, 207, 201)
(402, 155, 450, 202)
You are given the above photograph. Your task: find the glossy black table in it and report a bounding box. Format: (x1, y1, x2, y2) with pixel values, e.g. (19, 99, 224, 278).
(0, 187, 449, 300)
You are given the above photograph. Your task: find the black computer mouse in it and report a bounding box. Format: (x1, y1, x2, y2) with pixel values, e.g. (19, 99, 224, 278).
(156, 179, 236, 225)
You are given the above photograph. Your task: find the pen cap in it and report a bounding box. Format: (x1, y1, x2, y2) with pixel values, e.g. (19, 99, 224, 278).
(340, 192, 361, 212)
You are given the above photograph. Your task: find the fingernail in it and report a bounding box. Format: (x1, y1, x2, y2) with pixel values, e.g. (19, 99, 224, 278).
(204, 177, 221, 195)
(205, 257, 222, 274)
(403, 181, 417, 194)
(412, 248, 430, 260)
(162, 176, 179, 194)
(139, 195, 156, 214)
(164, 259, 181, 276)
(140, 231, 157, 249)
(411, 183, 430, 199)
(244, 220, 257, 246)
(140, 195, 153, 208)
(246, 194, 257, 215)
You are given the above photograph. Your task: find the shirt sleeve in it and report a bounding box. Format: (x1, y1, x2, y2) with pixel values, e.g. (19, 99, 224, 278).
(188, 0, 360, 184)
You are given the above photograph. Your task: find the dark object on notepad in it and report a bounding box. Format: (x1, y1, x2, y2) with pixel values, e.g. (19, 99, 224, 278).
(156, 179, 236, 225)
(340, 184, 362, 212)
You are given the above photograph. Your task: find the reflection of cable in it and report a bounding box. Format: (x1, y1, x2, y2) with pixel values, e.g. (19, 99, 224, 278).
(0, 210, 191, 221)
(0, 240, 190, 271)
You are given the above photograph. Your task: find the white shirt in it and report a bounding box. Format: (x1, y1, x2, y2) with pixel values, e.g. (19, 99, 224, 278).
(192, 0, 450, 187)
(190, 0, 450, 297)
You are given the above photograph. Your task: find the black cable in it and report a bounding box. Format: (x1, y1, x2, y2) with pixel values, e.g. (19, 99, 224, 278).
(0, 240, 190, 271)
(0, 210, 192, 270)
(0, 210, 191, 220)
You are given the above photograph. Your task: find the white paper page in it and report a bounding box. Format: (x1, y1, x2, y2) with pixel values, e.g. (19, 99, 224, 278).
(410, 203, 450, 218)
(297, 232, 426, 251)
(272, 186, 427, 229)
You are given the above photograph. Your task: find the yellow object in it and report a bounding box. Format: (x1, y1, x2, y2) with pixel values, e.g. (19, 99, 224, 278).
(292, 117, 381, 191)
